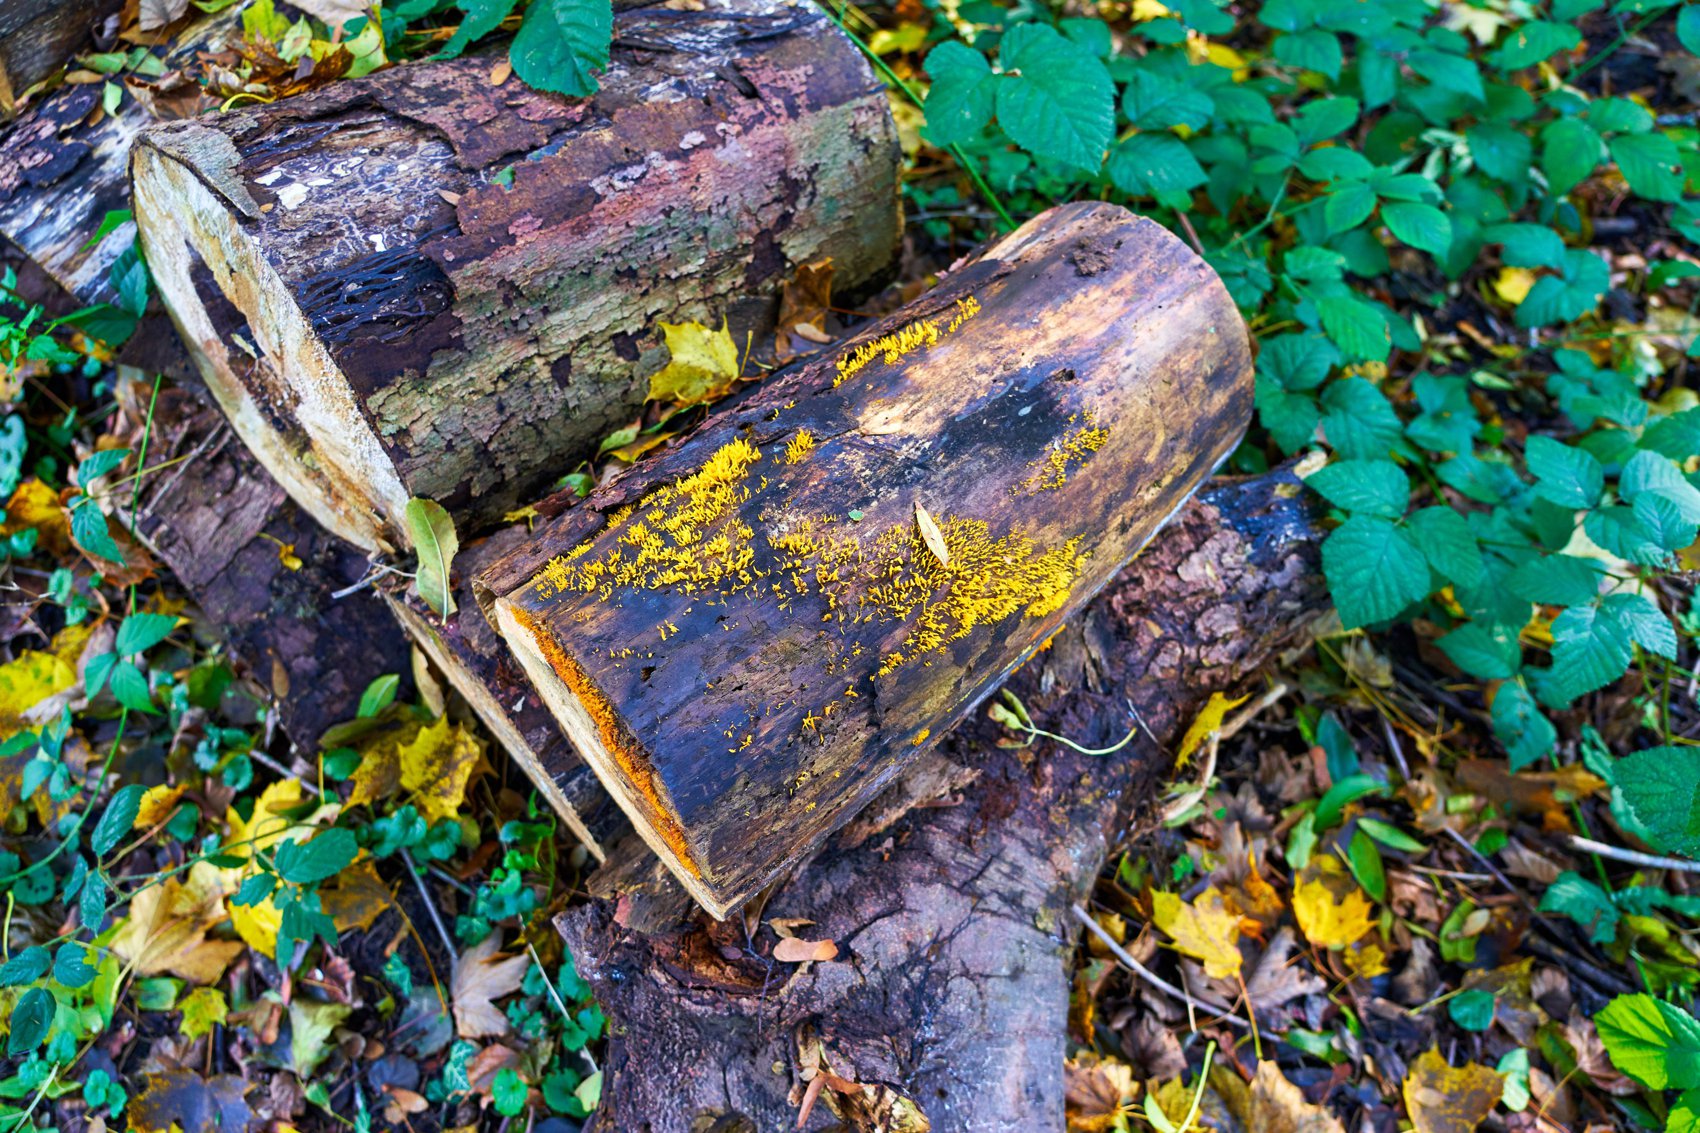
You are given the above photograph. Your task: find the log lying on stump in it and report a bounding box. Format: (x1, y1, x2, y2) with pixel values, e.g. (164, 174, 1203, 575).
(561, 470, 1327, 1132)
(131, 0, 902, 553)
(482, 202, 1253, 918)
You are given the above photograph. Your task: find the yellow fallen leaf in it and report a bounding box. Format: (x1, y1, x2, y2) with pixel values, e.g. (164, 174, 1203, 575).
(230, 894, 283, 958)
(1065, 1052, 1139, 1132)
(1293, 869, 1376, 952)
(224, 777, 307, 862)
(647, 319, 741, 407)
(2, 479, 70, 557)
(1152, 887, 1242, 979)
(179, 986, 229, 1040)
(1132, 0, 1171, 18)
(398, 716, 484, 824)
(135, 784, 187, 830)
(1223, 1061, 1346, 1133)
(110, 864, 244, 984)
(1493, 266, 1535, 306)
(1174, 690, 1249, 768)
(1402, 1048, 1502, 1133)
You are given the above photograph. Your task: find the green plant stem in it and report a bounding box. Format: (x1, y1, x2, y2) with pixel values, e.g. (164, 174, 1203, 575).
(1175, 1041, 1216, 1133)
(816, 0, 1017, 232)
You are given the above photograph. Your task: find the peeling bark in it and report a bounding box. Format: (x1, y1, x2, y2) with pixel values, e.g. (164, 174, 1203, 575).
(485, 202, 1253, 919)
(560, 470, 1327, 1133)
(131, 0, 903, 553)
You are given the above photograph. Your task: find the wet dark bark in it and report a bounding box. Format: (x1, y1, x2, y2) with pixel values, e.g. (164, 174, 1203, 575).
(131, 0, 902, 552)
(560, 470, 1327, 1133)
(484, 202, 1254, 919)
(0, 0, 120, 115)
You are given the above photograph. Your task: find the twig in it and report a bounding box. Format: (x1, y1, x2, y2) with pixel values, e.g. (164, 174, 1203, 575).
(1071, 905, 1244, 1026)
(402, 849, 457, 960)
(330, 561, 415, 600)
(1568, 835, 1700, 875)
(1218, 680, 1289, 742)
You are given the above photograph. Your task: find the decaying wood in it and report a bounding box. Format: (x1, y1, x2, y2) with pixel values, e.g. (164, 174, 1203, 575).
(483, 202, 1253, 919)
(0, 0, 120, 116)
(385, 512, 628, 859)
(118, 389, 412, 747)
(559, 470, 1327, 1133)
(131, 0, 902, 553)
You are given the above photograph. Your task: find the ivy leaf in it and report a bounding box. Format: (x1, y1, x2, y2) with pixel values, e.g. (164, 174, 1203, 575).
(1610, 132, 1685, 201)
(922, 42, 995, 147)
(1525, 435, 1604, 508)
(1541, 116, 1603, 195)
(1305, 459, 1408, 518)
(404, 498, 460, 619)
(1597, 994, 1700, 1089)
(509, 0, 612, 99)
(1381, 201, 1452, 256)
(274, 828, 359, 885)
(993, 24, 1115, 172)
(1321, 516, 1431, 628)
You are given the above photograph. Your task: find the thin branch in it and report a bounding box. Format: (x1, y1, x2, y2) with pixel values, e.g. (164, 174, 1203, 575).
(1071, 904, 1244, 1027)
(402, 848, 458, 959)
(1568, 835, 1700, 875)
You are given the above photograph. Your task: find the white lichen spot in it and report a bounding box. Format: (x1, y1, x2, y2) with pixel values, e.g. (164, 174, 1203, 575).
(276, 182, 309, 210)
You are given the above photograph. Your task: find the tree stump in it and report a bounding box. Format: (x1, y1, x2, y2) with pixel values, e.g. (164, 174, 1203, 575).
(131, 0, 902, 553)
(482, 202, 1253, 918)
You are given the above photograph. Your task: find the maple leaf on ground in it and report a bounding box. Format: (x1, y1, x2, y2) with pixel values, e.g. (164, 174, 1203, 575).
(109, 865, 244, 984)
(1065, 1052, 1138, 1132)
(453, 933, 529, 1038)
(1402, 1048, 1502, 1133)
(1239, 1060, 1346, 1133)
(129, 1072, 255, 1133)
(1151, 887, 1242, 979)
(647, 319, 741, 407)
(347, 715, 484, 823)
(1292, 864, 1376, 952)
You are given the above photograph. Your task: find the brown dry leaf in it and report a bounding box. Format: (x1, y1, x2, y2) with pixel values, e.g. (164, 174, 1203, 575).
(1238, 1061, 1345, 1133)
(322, 857, 392, 934)
(1244, 928, 1325, 1015)
(109, 865, 245, 984)
(128, 1072, 255, 1133)
(1151, 887, 1242, 979)
(138, 0, 189, 32)
(452, 933, 529, 1038)
(1455, 759, 1604, 830)
(1402, 1048, 1502, 1133)
(774, 937, 838, 963)
(775, 258, 835, 361)
(466, 1042, 522, 1094)
(1065, 1052, 1138, 1132)
(914, 502, 950, 568)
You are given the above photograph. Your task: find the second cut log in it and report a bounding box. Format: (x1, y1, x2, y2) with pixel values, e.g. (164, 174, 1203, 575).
(484, 202, 1254, 918)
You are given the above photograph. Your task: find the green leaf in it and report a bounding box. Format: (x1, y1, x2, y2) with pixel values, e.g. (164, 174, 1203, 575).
(1305, 459, 1408, 518)
(493, 1067, 529, 1118)
(1255, 379, 1321, 453)
(53, 942, 97, 989)
(1408, 47, 1484, 101)
(1539, 871, 1619, 943)
(1121, 71, 1213, 130)
(1274, 29, 1343, 78)
(1316, 294, 1392, 364)
(1322, 516, 1431, 628)
(404, 497, 460, 618)
(1541, 116, 1602, 195)
(0, 947, 50, 988)
(70, 500, 124, 565)
(1597, 994, 1700, 1089)
(1490, 19, 1582, 69)
(359, 674, 400, 718)
(1356, 817, 1424, 853)
(1291, 96, 1360, 146)
(1602, 592, 1678, 659)
(1437, 622, 1521, 680)
(93, 783, 146, 858)
(1492, 680, 1555, 770)
(1505, 554, 1606, 606)
(1634, 492, 1698, 551)
(1682, 4, 1700, 53)
(1526, 435, 1604, 508)
(1610, 132, 1686, 201)
(1621, 449, 1700, 523)
(1346, 827, 1386, 901)
(76, 448, 130, 486)
(1319, 377, 1401, 454)
(1381, 201, 1452, 256)
(1314, 773, 1389, 828)
(993, 24, 1115, 172)
(509, 0, 612, 99)
(1466, 123, 1533, 184)
(1550, 603, 1634, 700)
(1615, 746, 1700, 858)
(1516, 249, 1609, 328)
(7, 988, 54, 1055)
(115, 612, 178, 656)
(1448, 987, 1496, 1032)
(1323, 180, 1377, 235)
(1405, 506, 1483, 587)
(1257, 333, 1339, 391)
(922, 42, 995, 147)
(1106, 133, 1206, 197)
(275, 828, 359, 885)
(1483, 223, 1566, 269)
(441, 0, 521, 58)
(109, 660, 156, 714)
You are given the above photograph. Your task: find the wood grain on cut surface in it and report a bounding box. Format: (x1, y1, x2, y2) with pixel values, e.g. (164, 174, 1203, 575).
(131, 0, 902, 552)
(487, 202, 1254, 918)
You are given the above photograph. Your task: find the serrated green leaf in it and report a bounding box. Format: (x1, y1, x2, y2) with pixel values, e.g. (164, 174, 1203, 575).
(1505, 554, 1606, 606)
(1597, 993, 1700, 1089)
(0, 947, 50, 988)
(1106, 133, 1206, 197)
(1408, 47, 1484, 100)
(1255, 379, 1321, 453)
(1516, 249, 1609, 327)
(1291, 96, 1360, 146)
(1381, 201, 1452, 256)
(1305, 459, 1408, 518)
(1466, 123, 1533, 183)
(1323, 180, 1377, 234)
(275, 828, 359, 885)
(115, 612, 178, 656)
(1121, 70, 1213, 130)
(1437, 622, 1521, 679)
(1322, 515, 1431, 627)
(1601, 592, 1677, 659)
(93, 783, 146, 858)
(1525, 434, 1604, 508)
(1550, 602, 1634, 700)
(1405, 506, 1483, 587)
(53, 942, 97, 988)
(994, 24, 1115, 172)
(1483, 223, 1566, 269)
(509, 0, 611, 99)
(70, 499, 123, 565)
(7, 988, 53, 1055)
(1274, 29, 1342, 78)
(1492, 680, 1555, 770)
(1611, 132, 1686, 201)
(1258, 333, 1339, 391)
(1539, 871, 1619, 942)
(1320, 376, 1401, 454)
(922, 41, 995, 147)
(1490, 19, 1582, 69)
(1541, 116, 1602, 194)
(109, 660, 156, 714)
(1622, 449, 1700, 523)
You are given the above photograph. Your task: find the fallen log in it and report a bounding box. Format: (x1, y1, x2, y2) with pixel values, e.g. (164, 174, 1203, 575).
(131, 0, 902, 553)
(561, 469, 1327, 1132)
(482, 202, 1253, 919)
(0, 0, 120, 116)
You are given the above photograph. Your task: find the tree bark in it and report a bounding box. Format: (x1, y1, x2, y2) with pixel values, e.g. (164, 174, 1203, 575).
(559, 469, 1327, 1133)
(483, 202, 1253, 919)
(130, 0, 902, 554)
(0, 0, 120, 116)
